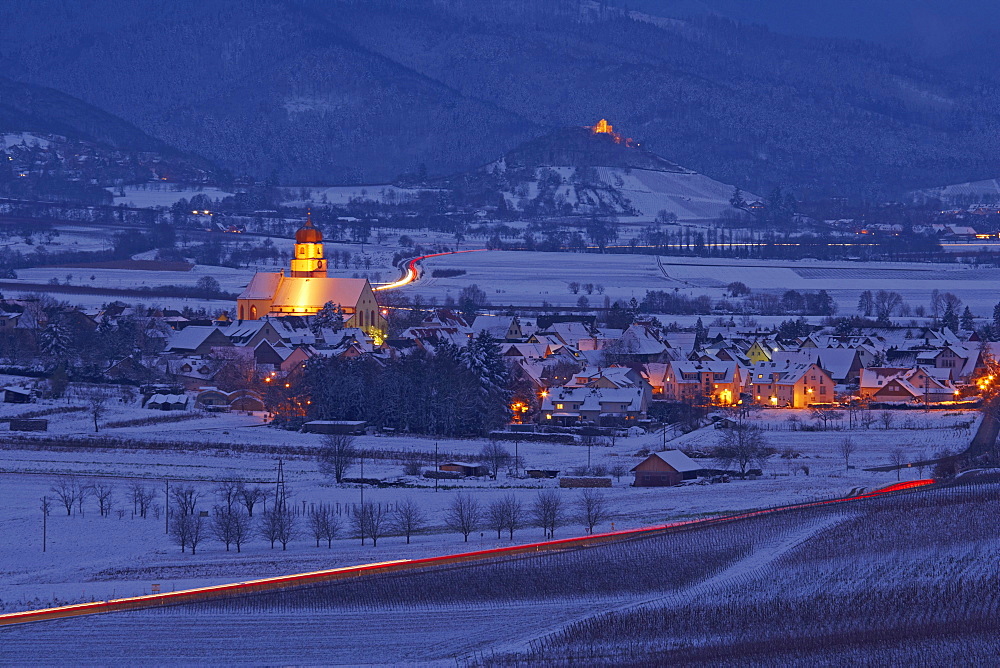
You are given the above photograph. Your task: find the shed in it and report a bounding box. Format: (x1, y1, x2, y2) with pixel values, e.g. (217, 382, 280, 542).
(559, 476, 612, 488)
(439, 461, 489, 477)
(302, 420, 367, 435)
(631, 450, 701, 487)
(9, 418, 47, 431)
(2, 387, 32, 404)
(145, 393, 189, 411)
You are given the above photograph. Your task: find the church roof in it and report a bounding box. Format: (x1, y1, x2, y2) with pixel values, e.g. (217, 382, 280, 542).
(239, 272, 283, 301)
(295, 217, 322, 243)
(271, 277, 368, 310)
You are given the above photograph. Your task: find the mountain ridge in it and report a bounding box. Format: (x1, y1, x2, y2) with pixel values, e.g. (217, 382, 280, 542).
(3, 1, 999, 197)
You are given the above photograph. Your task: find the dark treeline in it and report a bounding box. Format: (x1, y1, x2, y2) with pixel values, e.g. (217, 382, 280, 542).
(285, 333, 513, 437)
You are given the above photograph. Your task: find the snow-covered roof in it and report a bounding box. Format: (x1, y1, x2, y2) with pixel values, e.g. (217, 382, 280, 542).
(631, 450, 700, 473)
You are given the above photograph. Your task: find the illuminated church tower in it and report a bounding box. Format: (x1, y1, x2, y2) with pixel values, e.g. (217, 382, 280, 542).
(236, 214, 388, 339)
(289, 215, 327, 278)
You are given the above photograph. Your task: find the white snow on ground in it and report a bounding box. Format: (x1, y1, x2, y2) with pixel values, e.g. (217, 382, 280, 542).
(108, 185, 232, 208)
(912, 176, 1000, 202)
(409, 250, 1000, 316)
(0, 399, 972, 615)
(282, 184, 433, 207)
(0, 133, 52, 149)
(593, 166, 749, 220)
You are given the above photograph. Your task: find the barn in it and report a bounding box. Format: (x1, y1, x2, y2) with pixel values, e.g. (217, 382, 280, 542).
(631, 450, 701, 487)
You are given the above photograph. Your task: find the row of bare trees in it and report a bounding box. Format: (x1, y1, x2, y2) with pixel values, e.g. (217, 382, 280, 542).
(163, 488, 614, 554)
(445, 489, 611, 543)
(49, 478, 158, 518)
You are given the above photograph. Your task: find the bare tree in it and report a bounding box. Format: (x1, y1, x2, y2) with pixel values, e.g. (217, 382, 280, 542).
(445, 493, 482, 542)
(480, 441, 512, 480)
(259, 508, 296, 549)
(309, 505, 341, 548)
(85, 388, 111, 433)
(238, 484, 267, 517)
(713, 421, 775, 478)
(392, 498, 425, 544)
(576, 489, 610, 534)
(610, 464, 627, 482)
(129, 482, 156, 518)
(839, 437, 857, 471)
(809, 408, 843, 431)
(532, 490, 565, 539)
(318, 434, 358, 484)
(170, 486, 202, 516)
(860, 409, 876, 430)
(50, 478, 79, 516)
(486, 498, 507, 539)
(215, 480, 241, 511)
(231, 509, 252, 553)
(93, 483, 115, 517)
(352, 502, 391, 547)
(889, 448, 907, 481)
(188, 513, 206, 554)
(170, 512, 193, 553)
(879, 410, 896, 430)
(212, 505, 237, 551)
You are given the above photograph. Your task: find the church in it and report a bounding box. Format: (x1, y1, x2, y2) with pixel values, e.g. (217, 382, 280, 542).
(236, 216, 388, 338)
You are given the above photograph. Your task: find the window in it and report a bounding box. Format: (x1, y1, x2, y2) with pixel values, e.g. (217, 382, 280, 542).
(820, 386, 827, 395)
(556, 403, 563, 409)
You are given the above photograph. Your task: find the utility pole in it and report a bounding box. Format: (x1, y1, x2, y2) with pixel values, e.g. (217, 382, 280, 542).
(514, 440, 519, 478)
(164, 480, 170, 535)
(275, 459, 286, 514)
(40, 496, 49, 553)
(434, 442, 439, 492)
(359, 451, 365, 546)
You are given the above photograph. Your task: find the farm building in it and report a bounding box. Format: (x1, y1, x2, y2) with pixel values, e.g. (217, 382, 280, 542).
(144, 393, 189, 411)
(631, 450, 701, 487)
(2, 387, 33, 403)
(439, 462, 489, 477)
(301, 420, 367, 435)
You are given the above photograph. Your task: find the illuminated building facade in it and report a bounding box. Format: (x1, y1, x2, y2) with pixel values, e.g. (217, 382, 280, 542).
(236, 217, 388, 338)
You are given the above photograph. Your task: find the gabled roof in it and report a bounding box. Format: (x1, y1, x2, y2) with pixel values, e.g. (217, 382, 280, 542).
(631, 450, 700, 473)
(270, 277, 369, 310)
(166, 326, 229, 352)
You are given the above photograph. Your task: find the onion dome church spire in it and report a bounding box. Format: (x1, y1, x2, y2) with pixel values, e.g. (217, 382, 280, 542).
(290, 211, 327, 277)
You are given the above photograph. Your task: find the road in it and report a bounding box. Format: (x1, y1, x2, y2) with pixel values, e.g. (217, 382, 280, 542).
(374, 248, 487, 291)
(0, 478, 933, 628)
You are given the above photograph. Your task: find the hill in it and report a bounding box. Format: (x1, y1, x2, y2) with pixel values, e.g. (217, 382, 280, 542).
(0, 76, 215, 202)
(464, 121, 749, 220)
(4, 1, 1000, 196)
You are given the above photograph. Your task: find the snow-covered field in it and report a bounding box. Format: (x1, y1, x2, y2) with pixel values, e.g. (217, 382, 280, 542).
(0, 394, 975, 619)
(109, 185, 233, 208)
(3, 477, 994, 665)
(410, 250, 1000, 316)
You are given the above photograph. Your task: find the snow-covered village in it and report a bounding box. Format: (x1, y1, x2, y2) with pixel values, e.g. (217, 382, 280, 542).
(4, 2, 1000, 665)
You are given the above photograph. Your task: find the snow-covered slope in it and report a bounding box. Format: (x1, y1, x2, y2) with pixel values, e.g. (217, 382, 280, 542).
(911, 177, 1000, 203)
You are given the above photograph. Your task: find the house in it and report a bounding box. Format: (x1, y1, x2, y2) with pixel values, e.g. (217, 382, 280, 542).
(541, 386, 647, 425)
(165, 327, 233, 355)
(859, 366, 956, 403)
(439, 461, 489, 477)
(662, 361, 746, 405)
(750, 362, 835, 408)
(631, 450, 701, 487)
(471, 315, 523, 341)
(236, 216, 387, 338)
